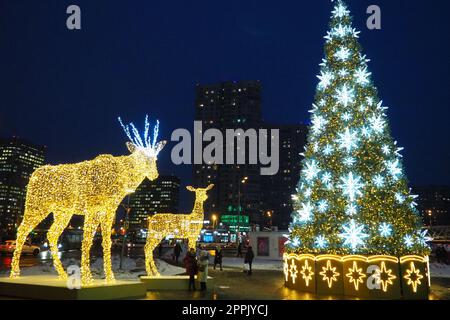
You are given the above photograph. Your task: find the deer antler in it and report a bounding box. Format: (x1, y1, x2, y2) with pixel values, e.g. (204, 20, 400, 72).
(118, 115, 161, 156)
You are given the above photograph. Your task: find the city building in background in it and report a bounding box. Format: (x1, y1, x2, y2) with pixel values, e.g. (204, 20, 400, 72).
(412, 186, 450, 226)
(261, 124, 308, 230)
(194, 80, 263, 225)
(0, 137, 46, 235)
(194, 80, 308, 230)
(128, 175, 180, 230)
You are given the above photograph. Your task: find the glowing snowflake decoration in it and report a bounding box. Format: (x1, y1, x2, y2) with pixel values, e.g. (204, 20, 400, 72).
(315, 235, 328, 249)
(339, 172, 364, 202)
(288, 237, 301, 247)
(317, 200, 328, 213)
(304, 188, 312, 198)
(321, 172, 332, 185)
(379, 223, 392, 237)
(339, 220, 368, 251)
(366, 96, 374, 106)
(344, 157, 356, 167)
(404, 235, 414, 248)
(317, 71, 334, 90)
(332, 24, 350, 38)
(311, 115, 328, 135)
(332, 3, 350, 18)
(386, 159, 402, 181)
(373, 174, 385, 188)
(395, 193, 405, 204)
(382, 145, 390, 155)
(335, 84, 355, 107)
(323, 144, 333, 156)
(354, 67, 371, 85)
(339, 68, 349, 77)
(341, 112, 352, 121)
(361, 126, 371, 138)
(297, 202, 314, 223)
(337, 128, 358, 153)
(369, 114, 386, 134)
(334, 47, 351, 61)
(345, 203, 358, 216)
(303, 160, 320, 181)
(417, 230, 433, 246)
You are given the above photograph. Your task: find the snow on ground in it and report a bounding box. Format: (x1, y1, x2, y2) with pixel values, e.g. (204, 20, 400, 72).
(0, 255, 185, 280)
(1, 255, 449, 279)
(220, 257, 283, 271)
(430, 263, 450, 279)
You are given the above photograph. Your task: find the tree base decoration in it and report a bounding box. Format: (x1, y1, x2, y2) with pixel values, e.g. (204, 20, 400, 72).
(284, 253, 429, 299)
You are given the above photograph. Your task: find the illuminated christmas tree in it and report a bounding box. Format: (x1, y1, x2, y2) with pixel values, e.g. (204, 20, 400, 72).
(287, 0, 430, 257)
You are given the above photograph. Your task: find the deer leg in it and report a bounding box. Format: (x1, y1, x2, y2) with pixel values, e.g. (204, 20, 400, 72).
(81, 214, 98, 286)
(100, 214, 115, 283)
(144, 234, 160, 276)
(10, 207, 47, 278)
(48, 212, 72, 280)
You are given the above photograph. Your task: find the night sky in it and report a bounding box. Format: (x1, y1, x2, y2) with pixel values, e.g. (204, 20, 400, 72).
(0, 0, 449, 211)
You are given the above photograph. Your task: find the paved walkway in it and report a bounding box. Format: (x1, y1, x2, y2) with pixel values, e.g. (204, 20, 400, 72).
(144, 268, 450, 300)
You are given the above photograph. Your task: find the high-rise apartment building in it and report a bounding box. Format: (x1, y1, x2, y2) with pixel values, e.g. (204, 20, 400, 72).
(194, 80, 263, 225)
(261, 124, 308, 230)
(128, 175, 180, 230)
(0, 137, 46, 235)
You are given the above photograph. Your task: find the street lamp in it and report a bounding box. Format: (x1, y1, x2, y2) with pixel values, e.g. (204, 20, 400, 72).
(267, 210, 273, 229)
(427, 210, 433, 227)
(212, 214, 217, 229)
(237, 176, 248, 244)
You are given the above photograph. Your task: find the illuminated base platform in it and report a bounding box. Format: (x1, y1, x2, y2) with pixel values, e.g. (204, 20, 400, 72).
(0, 276, 147, 300)
(283, 254, 430, 300)
(140, 275, 214, 291)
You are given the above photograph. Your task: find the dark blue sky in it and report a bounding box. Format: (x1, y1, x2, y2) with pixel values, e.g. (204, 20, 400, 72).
(0, 0, 449, 210)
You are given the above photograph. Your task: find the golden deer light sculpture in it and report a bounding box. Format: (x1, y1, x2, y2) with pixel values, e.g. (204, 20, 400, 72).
(10, 116, 166, 286)
(144, 184, 214, 276)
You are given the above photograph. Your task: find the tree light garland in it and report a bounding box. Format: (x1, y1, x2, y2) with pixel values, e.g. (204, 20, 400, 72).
(10, 116, 166, 286)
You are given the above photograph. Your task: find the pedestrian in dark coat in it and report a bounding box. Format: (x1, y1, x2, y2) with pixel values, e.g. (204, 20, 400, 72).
(237, 242, 243, 258)
(183, 248, 198, 290)
(214, 246, 223, 271)
(244, 246, 254, 275)
(174, 242, 182, 264)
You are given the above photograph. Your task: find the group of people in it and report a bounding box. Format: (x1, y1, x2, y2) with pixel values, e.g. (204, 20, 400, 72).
(181, 242, 255, 291)
(183, 247, 209, 291)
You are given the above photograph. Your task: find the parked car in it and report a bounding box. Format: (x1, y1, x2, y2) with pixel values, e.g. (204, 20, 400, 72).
(0, 240, 40, 256)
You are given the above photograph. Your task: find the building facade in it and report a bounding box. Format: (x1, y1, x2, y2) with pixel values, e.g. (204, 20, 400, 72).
(0, 137, 46, 235)
(194, 80, 263, 225)
(261, 124, 308, 230)
(128, 175, 180, 230)
(193, 81, 308, 230)
(412, 186, 450, 226)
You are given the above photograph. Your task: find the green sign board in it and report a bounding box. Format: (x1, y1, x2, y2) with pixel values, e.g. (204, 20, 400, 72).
(221, 215, 249, 225)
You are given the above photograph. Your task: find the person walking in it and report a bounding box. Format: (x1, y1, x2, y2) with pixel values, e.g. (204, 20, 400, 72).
(183, 248, 198, 291)
(197, 250, 209, 291)
(214, 246, 223, 271)
(173, 242, 182, 264)
(237, 242, 243, 258)
(244, 246, 254, 276)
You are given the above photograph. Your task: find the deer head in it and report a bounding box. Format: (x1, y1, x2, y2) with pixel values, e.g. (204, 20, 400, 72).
(186, 184, 214, 203)
(118, 115, 166, 181)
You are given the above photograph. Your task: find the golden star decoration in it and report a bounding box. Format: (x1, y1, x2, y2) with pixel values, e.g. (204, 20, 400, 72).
(289, 259, 299, 284)
(283, 257, 289, 281)
(404, 262, 424, 293)
(319, 260, 340, 288)
(346, 261, 367, 291)
(373, 261, 397, 292)
(300, 260, 314, 287)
